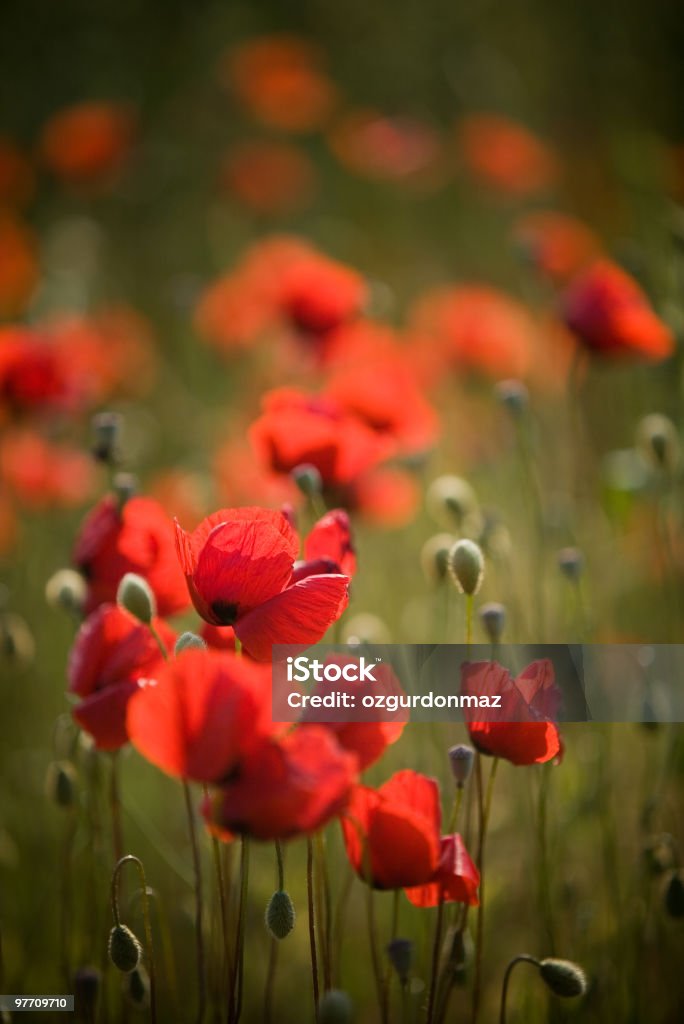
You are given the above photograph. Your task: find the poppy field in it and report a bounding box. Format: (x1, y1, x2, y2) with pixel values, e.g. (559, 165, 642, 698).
(2, 2, 684, 1022)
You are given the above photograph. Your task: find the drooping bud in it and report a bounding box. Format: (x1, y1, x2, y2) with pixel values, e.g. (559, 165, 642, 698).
(291, 463, 323, 498)
(123, 965, 150, 1008)
(448, 540, 484, 596)
(557, 547, 584, 582)
(45, 760, 77, 808)
(175, 631, 207, 655)
(91, 412, 122, 465)
(108, 924, 143, 973)
(448, 745, 475, 787)
(318, 990, 353, 1024)
(495, 379, 529, 417)
(637, 413, 679, 473)
(663, 869, 684, 918)
(538, 958, 588, 998)
(265, 890, 296, 939)
(341, 613, 391, 645)
(421, 533, 456, 585)
(116, 573, 156, 625)
(387, 937, 413, 985)
(479, 602, 506, 644)
(45, 568, 87, 615)
(426, 476, 478, 532)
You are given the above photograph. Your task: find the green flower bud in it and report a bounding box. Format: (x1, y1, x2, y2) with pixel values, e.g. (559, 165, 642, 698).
(91, 412, 122, 465)
(45, 569, 87, 615)
(108, 924, 142, 973)
(637, 413, 679, 473)
(539, 958, 588, 998)
(45, 760, 77, 808)
(265, 890, 296, 940)
(426, 476, 478, 531)
(448, 540, 484, 596)
(448, 745, 474, 787)
(421, 533, 456, 585)
(319, 990, 353, 1024)
(557, 547, 584, 582)
(291, 463, 323, 497)
(479, 602, 506, 643)
(175, 631, 208, 655)
(116, 573, 156, 625)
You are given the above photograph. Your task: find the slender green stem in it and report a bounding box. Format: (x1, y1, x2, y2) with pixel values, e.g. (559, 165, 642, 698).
(149, 623, 170, 660)
(499, 955, 540, 1024)
(307, 839, 320, 1022)
(110, 855, 157, 1024)
(465, 595, 474, 649)
(315, 832, 332, 990)
(472, 756, 499, 1024)
(365, 885, 388, 1024)
(447, 785, 465, 834)
(110, 750, 123, 865)
(264, 842, 285, 1024)
(427, 897, 445, 1024)
(183, 781, 206, 1024)
(231, 837, 250, 1024)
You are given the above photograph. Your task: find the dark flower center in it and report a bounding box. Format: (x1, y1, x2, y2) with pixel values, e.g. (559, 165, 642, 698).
(211, 601, 239, 626)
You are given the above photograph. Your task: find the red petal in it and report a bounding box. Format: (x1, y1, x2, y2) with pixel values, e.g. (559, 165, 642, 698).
(305, 509, 356, 576)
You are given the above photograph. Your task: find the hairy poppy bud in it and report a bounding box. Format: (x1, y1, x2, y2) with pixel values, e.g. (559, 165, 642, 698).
(448, 745, 474, 787)
(427, 476, 478, 531)
(637, 413, 679, 473)
(539, 958, 588, 998)
(421, 533, 456, 585)
(123, 965, 150, 1008)
(448, 540, 484, 596)
(46, 760, 77, 808)
(92, 412, 122, 465)
(117, 573, 156, 625)
(557, 547, 584, 582)
(495, 379, 528, 417)
(265, 890, 296, 939)
(291, 463, 323, 498)
(479, 602, 506, 643)
(318, 990, 353, 1024)
(663, 869, 684, 918)
(108, 924, 142, 973)
(45, 568, 87, 615)
(387, 937, 413, 985)
(175, 631, 207, 655)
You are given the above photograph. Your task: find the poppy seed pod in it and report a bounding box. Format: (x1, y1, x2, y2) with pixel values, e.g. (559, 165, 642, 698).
(108, 924, 142, 973)
(291, 462, 323, 497)
(421, 533, 456, 585)
(479, 602, 506, 643)
(45, 568, 87, 615)
(538, 958, 588, 998)
(557, 547, 584, 582)
(448, 539, 484, 596)
(318, 990, 354, 1024)
(637, 413, 679, 473)
(45, 760, 77, 808)
(116, 573, 156, 625)
(448, 744, 475, 787)
(91, 411, 122, 465)
(495, 379, 529, 417)
(387, 937, 413, 985)
(175, 631, 207, 655)
(265, 890, 296, 939)
(426, 476, 478, 531)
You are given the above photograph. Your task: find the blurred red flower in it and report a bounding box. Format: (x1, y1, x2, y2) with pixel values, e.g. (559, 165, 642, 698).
(404, 833, 479, 908)
(73, 495, 190, 617)
(220, 140, 316, 215)
(68, 604, 175, 750)
(175, 506, 349, 660)
(0, 429, 96, 508)
(408, 285, 534, 380)
(458, 113, 557, 197)
(460, 660, 562, 765)
(0, 214, 38, 317)
(328, 110, 445, 189)
(204, 725, 357, 841)
(40, 101, 135, 184)
(0, 327, 67, 416)
(562, 260, 675, 361)
(127, 648, 273, 782)
(513, 211, 602, 283)
(223, 35, 338, 133)
(301, 508, 356, 577)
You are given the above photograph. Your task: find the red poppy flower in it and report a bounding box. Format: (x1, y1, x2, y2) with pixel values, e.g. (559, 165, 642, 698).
(68, 604, 175, 751)
(328, 110, 445, 189)
(562, 260, 674, 361)
(203, 725, 357, 840)
(73, 495, 191, 617)
(220, 140, 316, 215)
(0, 429, 96, 508)
(301, 509, 356, 577)
(341, 770, 442, 889)
(175, 506, 349, 661)
(249, 388, 393, 489)
(458, 114, 557, 197)
(275, 251, 366, 337)
(40, 102, 135, 183)
(126, 649, 273, 782)
(0, 327, 66, 414)
(300, 655, 407, 770)
(0, 214, 39, 318)
(513, 211, 601, 283)
(404, 833, 479, 908)
(460, 660, 562, 765)
(408, 286, 534, 380)
(200, 622, 237, 651)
